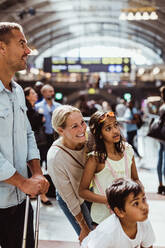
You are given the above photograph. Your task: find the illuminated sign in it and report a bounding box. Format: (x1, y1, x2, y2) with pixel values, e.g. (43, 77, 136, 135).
(55, 92, 63, 100)
(43, 57, 131, 73)
(124, 93, 132, 101)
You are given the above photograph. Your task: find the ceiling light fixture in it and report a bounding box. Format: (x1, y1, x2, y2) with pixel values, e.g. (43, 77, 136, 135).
(119, 7, 158, 21)
(119, 12, 127, 20)
(135, 12, 141, 21)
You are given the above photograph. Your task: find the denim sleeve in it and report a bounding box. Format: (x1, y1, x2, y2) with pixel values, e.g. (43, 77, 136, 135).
(0, 152, 16, 181)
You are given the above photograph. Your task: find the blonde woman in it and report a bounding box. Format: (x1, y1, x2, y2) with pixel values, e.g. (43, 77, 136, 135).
(47, 105, 93, 243)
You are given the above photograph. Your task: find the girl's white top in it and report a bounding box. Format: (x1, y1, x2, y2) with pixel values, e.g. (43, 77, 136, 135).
(91, 143, 134, 224)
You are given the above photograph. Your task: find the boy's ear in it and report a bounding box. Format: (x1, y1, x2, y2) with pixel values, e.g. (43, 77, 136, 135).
(114, 207, 125, 218)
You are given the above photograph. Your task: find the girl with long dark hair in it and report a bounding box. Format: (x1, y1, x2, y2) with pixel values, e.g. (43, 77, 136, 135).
(79, 111, 140, 225)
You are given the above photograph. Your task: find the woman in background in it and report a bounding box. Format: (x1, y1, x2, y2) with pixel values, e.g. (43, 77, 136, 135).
(157, 86, 165, 194)
(24, 87, 52, 205)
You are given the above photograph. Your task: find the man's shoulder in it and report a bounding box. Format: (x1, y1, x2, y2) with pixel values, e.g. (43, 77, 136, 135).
(53, 101, 61, 107)
(14, 82, 26, 102)
(13, 81, 23, 92)
(35, 99, 45, 107)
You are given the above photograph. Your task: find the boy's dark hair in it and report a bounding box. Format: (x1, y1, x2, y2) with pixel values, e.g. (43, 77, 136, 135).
(89, 111, 125, 163)
(106, 178, 143, 212)
(0, 22, 23, 44)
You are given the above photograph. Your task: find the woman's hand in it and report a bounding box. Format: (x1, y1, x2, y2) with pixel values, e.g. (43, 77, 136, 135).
(75, 212, 91, 244)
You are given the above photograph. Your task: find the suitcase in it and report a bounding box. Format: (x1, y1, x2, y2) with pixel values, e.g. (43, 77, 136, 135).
(22, 195, 40, 248)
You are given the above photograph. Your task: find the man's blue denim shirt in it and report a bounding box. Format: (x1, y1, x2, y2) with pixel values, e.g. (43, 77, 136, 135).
(0, 80, 40, 208)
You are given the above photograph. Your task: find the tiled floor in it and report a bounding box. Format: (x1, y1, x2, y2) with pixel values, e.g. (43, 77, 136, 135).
(32, 132, 165, 248)
(38, 240, 80, 248)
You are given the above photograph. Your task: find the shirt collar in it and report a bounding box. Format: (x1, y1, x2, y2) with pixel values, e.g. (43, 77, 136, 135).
(43, 98, 56, 105)
(10, 79, 17, 89)
(0, 79, 17, 92)
(0, 80, 5, 92)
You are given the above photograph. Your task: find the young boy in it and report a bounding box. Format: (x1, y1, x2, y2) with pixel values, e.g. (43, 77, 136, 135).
(81, 178, 155, 248)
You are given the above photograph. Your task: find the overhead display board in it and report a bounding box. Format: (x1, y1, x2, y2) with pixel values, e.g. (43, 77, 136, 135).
(43, 57, 131, 73)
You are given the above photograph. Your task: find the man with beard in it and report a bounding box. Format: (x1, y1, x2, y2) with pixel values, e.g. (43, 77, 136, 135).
(35, 84, 61, 166)
(0, 22, 49, 248)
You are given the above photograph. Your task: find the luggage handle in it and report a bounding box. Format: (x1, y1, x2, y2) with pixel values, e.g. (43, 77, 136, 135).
(22, 195, 41, 248)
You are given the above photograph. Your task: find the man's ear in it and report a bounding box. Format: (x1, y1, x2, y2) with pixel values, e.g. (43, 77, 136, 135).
(114, 207, 125, 218)
(0, 41, 6, 55)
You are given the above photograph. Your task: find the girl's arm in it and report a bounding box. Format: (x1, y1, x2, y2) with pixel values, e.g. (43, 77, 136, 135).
(131, 156, 144, 188)
(131, 156, 139, 181)
(79, 155, 107, 204)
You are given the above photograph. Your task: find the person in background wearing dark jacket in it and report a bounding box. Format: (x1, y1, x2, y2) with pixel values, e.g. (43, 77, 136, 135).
(34, 81, 44, 103)
(124, 100, 142, 159)
(24, 86, 52, 205)
(157, 86, 165, 194)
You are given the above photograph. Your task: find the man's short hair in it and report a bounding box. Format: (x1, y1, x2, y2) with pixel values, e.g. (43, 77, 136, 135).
(0, 22, 23, 44)
(106, 178, 143, 212)
(41, 84, 54, 94)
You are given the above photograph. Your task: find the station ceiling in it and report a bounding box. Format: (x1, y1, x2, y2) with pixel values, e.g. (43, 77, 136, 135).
(1, 0, 165, 63)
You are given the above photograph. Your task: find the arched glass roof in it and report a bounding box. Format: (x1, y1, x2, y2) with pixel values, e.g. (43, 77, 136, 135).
(1, 0, 165, 66)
